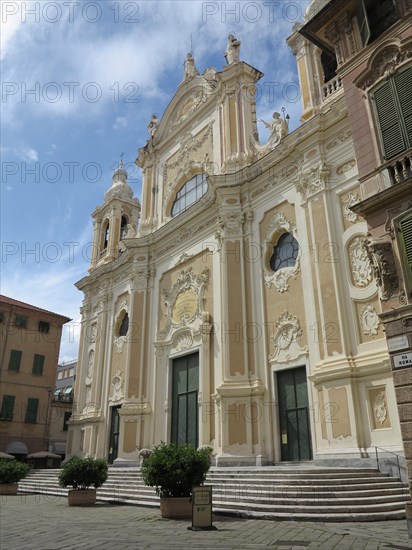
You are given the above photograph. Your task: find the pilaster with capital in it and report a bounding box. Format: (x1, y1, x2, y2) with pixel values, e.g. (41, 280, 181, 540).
(287, 29, 323, 121)
(217, 205, 254, 382)
(89, 216, 102, 270)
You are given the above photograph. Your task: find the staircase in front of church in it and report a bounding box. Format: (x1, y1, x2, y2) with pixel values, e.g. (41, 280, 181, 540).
(18, 466, 410, 521)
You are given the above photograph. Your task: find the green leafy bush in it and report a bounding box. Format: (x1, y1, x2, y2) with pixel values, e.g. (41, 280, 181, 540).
(58, 456, 108, 490)
(0, 459, 29, 483)
(141, 442, 212, 498)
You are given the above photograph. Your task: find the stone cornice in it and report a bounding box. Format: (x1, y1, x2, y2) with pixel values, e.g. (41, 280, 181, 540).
(309, 350, 391, 383)
(351, 178, 412, 217)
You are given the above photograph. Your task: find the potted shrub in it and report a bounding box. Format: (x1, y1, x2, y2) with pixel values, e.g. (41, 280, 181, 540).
(58, 456, 108, 506)
(0, 458, 30, 495)
(141, 442, 212, 519)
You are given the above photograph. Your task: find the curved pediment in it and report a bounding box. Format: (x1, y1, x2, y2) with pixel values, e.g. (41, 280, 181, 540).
(353, 37, 412, 90)
(152, 73, 220, 145)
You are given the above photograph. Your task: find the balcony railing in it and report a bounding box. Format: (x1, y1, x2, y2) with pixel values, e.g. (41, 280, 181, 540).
(322, 76, 342, 101)
(53, 395, 73, 404)
(387, 151, 412, 185)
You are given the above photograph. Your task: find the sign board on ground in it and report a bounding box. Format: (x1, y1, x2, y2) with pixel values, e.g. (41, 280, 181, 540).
(192, 485, 213, 529)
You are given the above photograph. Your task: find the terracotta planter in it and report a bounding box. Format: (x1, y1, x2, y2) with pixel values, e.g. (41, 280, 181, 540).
(0, 483, 18, 495)
(68, 488, 97, 506)
(160, 497, 192, 519)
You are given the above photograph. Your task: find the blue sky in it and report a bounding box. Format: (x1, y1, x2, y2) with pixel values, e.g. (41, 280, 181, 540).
(1, 0, 310, 361)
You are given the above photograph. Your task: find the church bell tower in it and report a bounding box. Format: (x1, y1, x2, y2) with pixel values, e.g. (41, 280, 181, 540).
(89, 160, 141, 271)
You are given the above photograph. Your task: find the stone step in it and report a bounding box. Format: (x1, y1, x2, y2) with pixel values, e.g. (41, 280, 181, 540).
(213, 508, 407, 522)
(207, 476, 401, 485)
(20, 479, 408, 497)
(18, 467, 409, 521)
(19, 484, 406, 515)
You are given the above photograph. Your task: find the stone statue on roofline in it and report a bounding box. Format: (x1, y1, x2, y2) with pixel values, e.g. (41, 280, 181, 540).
(259, 110, 290, 149)
(183, 52, 199, 80)
(224, 33, 241, 65)
(147, 113, 159, 137)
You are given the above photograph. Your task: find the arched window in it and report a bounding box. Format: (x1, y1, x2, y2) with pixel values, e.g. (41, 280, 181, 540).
(103, 222, 110, 249)
(270, 232, 299, 272)
(171, 174, 208, 217)
(118, 312, 129, 337)
(120, 216, 128, 240)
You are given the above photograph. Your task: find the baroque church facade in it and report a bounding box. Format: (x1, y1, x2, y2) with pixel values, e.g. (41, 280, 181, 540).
(67, 20, 404, 468)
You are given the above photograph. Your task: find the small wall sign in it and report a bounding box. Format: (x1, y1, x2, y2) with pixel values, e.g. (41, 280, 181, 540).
(387, 335, 409, 353)
(393, 352, 412, 369)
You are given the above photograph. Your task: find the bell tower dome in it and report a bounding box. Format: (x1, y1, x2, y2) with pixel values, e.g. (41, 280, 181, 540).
(89, 159, 141, 271)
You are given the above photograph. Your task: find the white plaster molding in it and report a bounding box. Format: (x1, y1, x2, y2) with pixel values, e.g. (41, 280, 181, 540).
(373, 391, 388, 425)
(262, 212, 301, 293)
(360, 304, 380, 337)
(85, 349, 95, 386)
(269, 311, 307, 363)
(110, 368, 125, 403)
(343, 191, 360, 223)
(294, 162, 331, 203)
(113, 335, 127, 354)
(348, 236, 373, 288)
(159, 267, 210, 341)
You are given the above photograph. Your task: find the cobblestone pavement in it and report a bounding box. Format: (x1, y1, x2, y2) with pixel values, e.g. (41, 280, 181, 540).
(1, 495, 411, 550)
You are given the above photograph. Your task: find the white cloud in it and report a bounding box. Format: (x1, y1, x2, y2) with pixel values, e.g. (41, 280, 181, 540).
(113, 116, 128, 129)
(20, 147, 39, 162)
(0, 1, 33, 60)
(1, 1, 306, 123)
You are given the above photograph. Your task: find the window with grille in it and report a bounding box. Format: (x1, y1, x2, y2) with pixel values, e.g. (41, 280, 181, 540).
(373, 66, 412, 160)
(32, 354, 45, 376)
(269, 233, 299, 272)
(8, 349, 22, 372)
(25, 398, 39, 424)
(171, 174, 208, 217)
(0, 395, 15, 421)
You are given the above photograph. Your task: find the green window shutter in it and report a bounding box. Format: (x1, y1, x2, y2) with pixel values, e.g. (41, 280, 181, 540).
(374, 80, 405, 160)
(25, 398, 39, 424)
(32, 354, 45, 375)
(394, 67, 412, 148)
(0, 395, 15, 420)
(399, 215, 412, 288)
(8, 350, 22, 372)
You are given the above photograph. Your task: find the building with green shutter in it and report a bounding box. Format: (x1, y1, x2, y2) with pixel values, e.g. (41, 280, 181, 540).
(0, 295, 70, 459)
(301, 0, 412, 531)
(68, 0, 411, 527)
